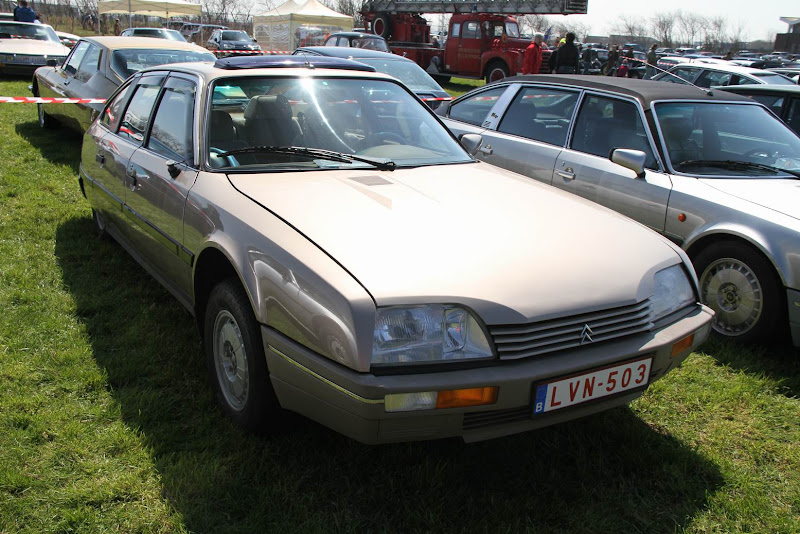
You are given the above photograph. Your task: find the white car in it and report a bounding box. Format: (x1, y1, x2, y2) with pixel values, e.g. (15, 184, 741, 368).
(653, 62, 795, 87)
(0, 21, 69, 75)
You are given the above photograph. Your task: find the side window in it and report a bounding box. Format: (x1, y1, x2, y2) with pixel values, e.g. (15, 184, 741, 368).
(785, 98, 800, 132)
(733, 75, 757, 86)
(571, 95, 657, 169)
(147, 78, 196, 163)
(497, 86, 578, 146)
(75, 44, 101, 83)
(749, 94, 784, 116)
(695, 69, 731, 88)
(666, 67, 697, 83)
(447, 86, 507, 126)
(324, 36, 338, 46)
(451, 23, 460, 38)
(101, 80, 136, 132)
(462, 21, 479, 39)
(63, 41, 89, 75)
(118, 77, 164, 144)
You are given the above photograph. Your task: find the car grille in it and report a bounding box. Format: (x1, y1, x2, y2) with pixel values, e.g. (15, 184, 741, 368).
(1, 54, 47, 65)
(462, 407, 531, 430)
(488, 299, 653, 360)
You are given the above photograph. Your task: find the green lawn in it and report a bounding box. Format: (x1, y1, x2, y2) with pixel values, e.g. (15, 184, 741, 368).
(0, 77, 799, 533)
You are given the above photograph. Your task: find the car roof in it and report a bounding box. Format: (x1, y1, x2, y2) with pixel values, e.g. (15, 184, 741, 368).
(490, 75, 753, 109)
(666, 62, 775, 76)
(719, 84, 800, 95)
(296, 46, 410, 61)
(328, 32, 385, 39)
(77, 36, 207, 51)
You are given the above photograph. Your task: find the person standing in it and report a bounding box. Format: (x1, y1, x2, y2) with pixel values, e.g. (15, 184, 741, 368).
(13, 0, 37, 23)
(645, 43, 658, 79)
(522, 33, 544, 75)
(581, 44, 593, 74)
(553, 32, 580, 74)
(114, 18, 121, 36)
(605, 45, 619, 76)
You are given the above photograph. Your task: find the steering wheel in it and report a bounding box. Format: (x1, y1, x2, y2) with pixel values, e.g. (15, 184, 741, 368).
(742, 147, 775, 160)
(209, 147, 239, 168)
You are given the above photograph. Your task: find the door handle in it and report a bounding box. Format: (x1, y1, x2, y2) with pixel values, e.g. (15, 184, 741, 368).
(557, 168, 575, 180)
(479, 144, 493, 155)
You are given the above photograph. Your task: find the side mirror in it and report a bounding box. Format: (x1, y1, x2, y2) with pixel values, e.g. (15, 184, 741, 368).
(166, 160, 182, 179)
(610, 148, 647, 178)
(46, 58, 58, 67)
(252, 38, 257, 43)
(459, 133, 483, 156)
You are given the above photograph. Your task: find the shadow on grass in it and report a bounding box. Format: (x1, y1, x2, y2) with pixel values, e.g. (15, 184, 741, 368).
(702, 337, 800, 399)
(55, 216, 723, 533)
(15, 119, 82, 174)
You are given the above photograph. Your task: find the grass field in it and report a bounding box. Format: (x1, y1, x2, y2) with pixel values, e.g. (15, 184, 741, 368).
(0, 76, 799, 533)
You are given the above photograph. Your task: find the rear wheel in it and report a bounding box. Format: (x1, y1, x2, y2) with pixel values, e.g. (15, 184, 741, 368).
(693, 241, 785, 344)
(485, 61, 509, 84)
(204, 278, 278, 433)
(37, 103, 57, 129)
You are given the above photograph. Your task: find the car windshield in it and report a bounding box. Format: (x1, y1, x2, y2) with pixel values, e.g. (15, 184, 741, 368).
(355, 58, 442, 92)
(221, 30, 250, 41)
(505, 22, 520, 38)
(131, 28, 186, 41)
(207, 76, 471, 171)
(350, 37, 389, 52)
(110, 48, 215, 79)
(752, 72, 796, 85)
(0, 22, 59, 43)
(655, 102, 800, 177)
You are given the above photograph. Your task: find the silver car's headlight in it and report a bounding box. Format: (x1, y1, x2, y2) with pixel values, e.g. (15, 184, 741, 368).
(372, 305, 493, 365)
(651, 264, 696, 321)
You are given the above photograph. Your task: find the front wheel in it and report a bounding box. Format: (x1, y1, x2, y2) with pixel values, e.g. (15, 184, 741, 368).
(485, 62, 509, 84)
(204, 278, 278, 433)
(693, 241, 785, 344)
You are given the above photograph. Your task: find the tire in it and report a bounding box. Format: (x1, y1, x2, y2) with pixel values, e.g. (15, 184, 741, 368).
(485, 61, 509, 84)
(693, 241, 785, 344)
(204, 278, 278, 433)
(37, 103, 57, 129)
(372, 12, 392, 40)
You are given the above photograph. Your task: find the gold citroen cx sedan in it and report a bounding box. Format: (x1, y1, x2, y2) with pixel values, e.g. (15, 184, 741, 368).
(77, 55, 713, 444)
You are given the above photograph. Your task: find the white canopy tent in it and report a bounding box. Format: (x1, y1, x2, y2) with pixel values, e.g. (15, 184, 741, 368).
(97, 0, 202, 21)
(253, 0, 353, 52)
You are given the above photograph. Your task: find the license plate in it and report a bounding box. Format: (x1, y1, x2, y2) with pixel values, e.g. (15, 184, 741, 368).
(533, 358, 651, 415)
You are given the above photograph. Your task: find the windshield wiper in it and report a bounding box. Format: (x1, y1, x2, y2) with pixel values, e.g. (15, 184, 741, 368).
(220, 146, 396, 172)
(675, 159, 800, 178)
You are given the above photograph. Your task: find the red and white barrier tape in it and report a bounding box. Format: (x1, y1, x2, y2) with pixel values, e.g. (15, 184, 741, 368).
(0, 96, 106, 104)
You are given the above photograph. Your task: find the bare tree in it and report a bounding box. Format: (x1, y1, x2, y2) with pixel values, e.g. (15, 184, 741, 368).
(650, 12, 675, 48)
(702, 15, 728, 53)
(728, 19, 748, 53)
(517, 14, 551, 36)
(676, 10, 705, 47)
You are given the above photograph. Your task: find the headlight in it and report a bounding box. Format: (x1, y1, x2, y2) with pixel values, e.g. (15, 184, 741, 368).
(651, 264, 696, 321)
(372, 305, 493, 365)
(221, 42, 233, 49)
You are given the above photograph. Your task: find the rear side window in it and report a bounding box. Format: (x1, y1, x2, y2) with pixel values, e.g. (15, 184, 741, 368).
(785, 98, 800, 133)
(665, 67, 697, 83)
(498, 86, 578, 146)
(118, 77, 164, 144)
(749, 94, 784, 116)
(571, 95, 657, 169)
(447, 86, 506, 126)
(695, 69, 731, 88)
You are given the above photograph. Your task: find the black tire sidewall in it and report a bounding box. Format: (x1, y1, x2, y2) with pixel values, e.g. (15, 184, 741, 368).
(204, 278, 275, 432)
(693, 241, 785, 344)
(485, 63, 508, 84)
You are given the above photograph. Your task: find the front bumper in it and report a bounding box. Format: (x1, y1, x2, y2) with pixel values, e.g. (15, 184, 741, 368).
(264, 304, 713, 444)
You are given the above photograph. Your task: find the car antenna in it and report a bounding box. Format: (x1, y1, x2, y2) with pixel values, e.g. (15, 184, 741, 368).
(297, 51, 314, 69)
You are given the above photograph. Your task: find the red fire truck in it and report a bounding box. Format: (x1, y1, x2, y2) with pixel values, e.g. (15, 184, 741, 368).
(361, 0, 588, 82)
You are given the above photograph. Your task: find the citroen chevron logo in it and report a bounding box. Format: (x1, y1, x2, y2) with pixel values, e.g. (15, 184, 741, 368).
(580, 324, 594, 345)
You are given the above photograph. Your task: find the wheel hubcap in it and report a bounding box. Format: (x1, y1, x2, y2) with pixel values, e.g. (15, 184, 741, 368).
(490, 69, 505, 82)
(213, 310, 249, 411)
(700, 258, 763, 336)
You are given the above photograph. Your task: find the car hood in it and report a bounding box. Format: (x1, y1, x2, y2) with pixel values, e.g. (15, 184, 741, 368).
(229, 163, 682, 324)
(700, 178, 800, 221)
(0, 39, 69, 55)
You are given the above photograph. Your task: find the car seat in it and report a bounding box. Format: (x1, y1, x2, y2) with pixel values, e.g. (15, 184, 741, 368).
(659, 117, 702, 166)
(243, 94, 302, 147)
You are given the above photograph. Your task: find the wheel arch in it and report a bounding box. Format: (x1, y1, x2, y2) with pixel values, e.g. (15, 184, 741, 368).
(193, 244, 255, 337)
(684, 228, 787, 288)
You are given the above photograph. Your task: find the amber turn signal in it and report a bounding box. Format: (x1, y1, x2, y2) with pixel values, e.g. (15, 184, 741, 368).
(436, 387, 498, 409)
(670, 333, 695, 357)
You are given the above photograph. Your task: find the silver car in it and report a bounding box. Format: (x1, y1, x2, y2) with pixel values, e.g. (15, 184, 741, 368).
(438, 75, 800, 348)
(78, 57, 711, 443)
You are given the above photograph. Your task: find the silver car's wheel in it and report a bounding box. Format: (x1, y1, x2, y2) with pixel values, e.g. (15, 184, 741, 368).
(700, 257, 763, 337)
(204, 278, 278, 432)
(213, 309, 249, 411)
(694, 242, 784, 344)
